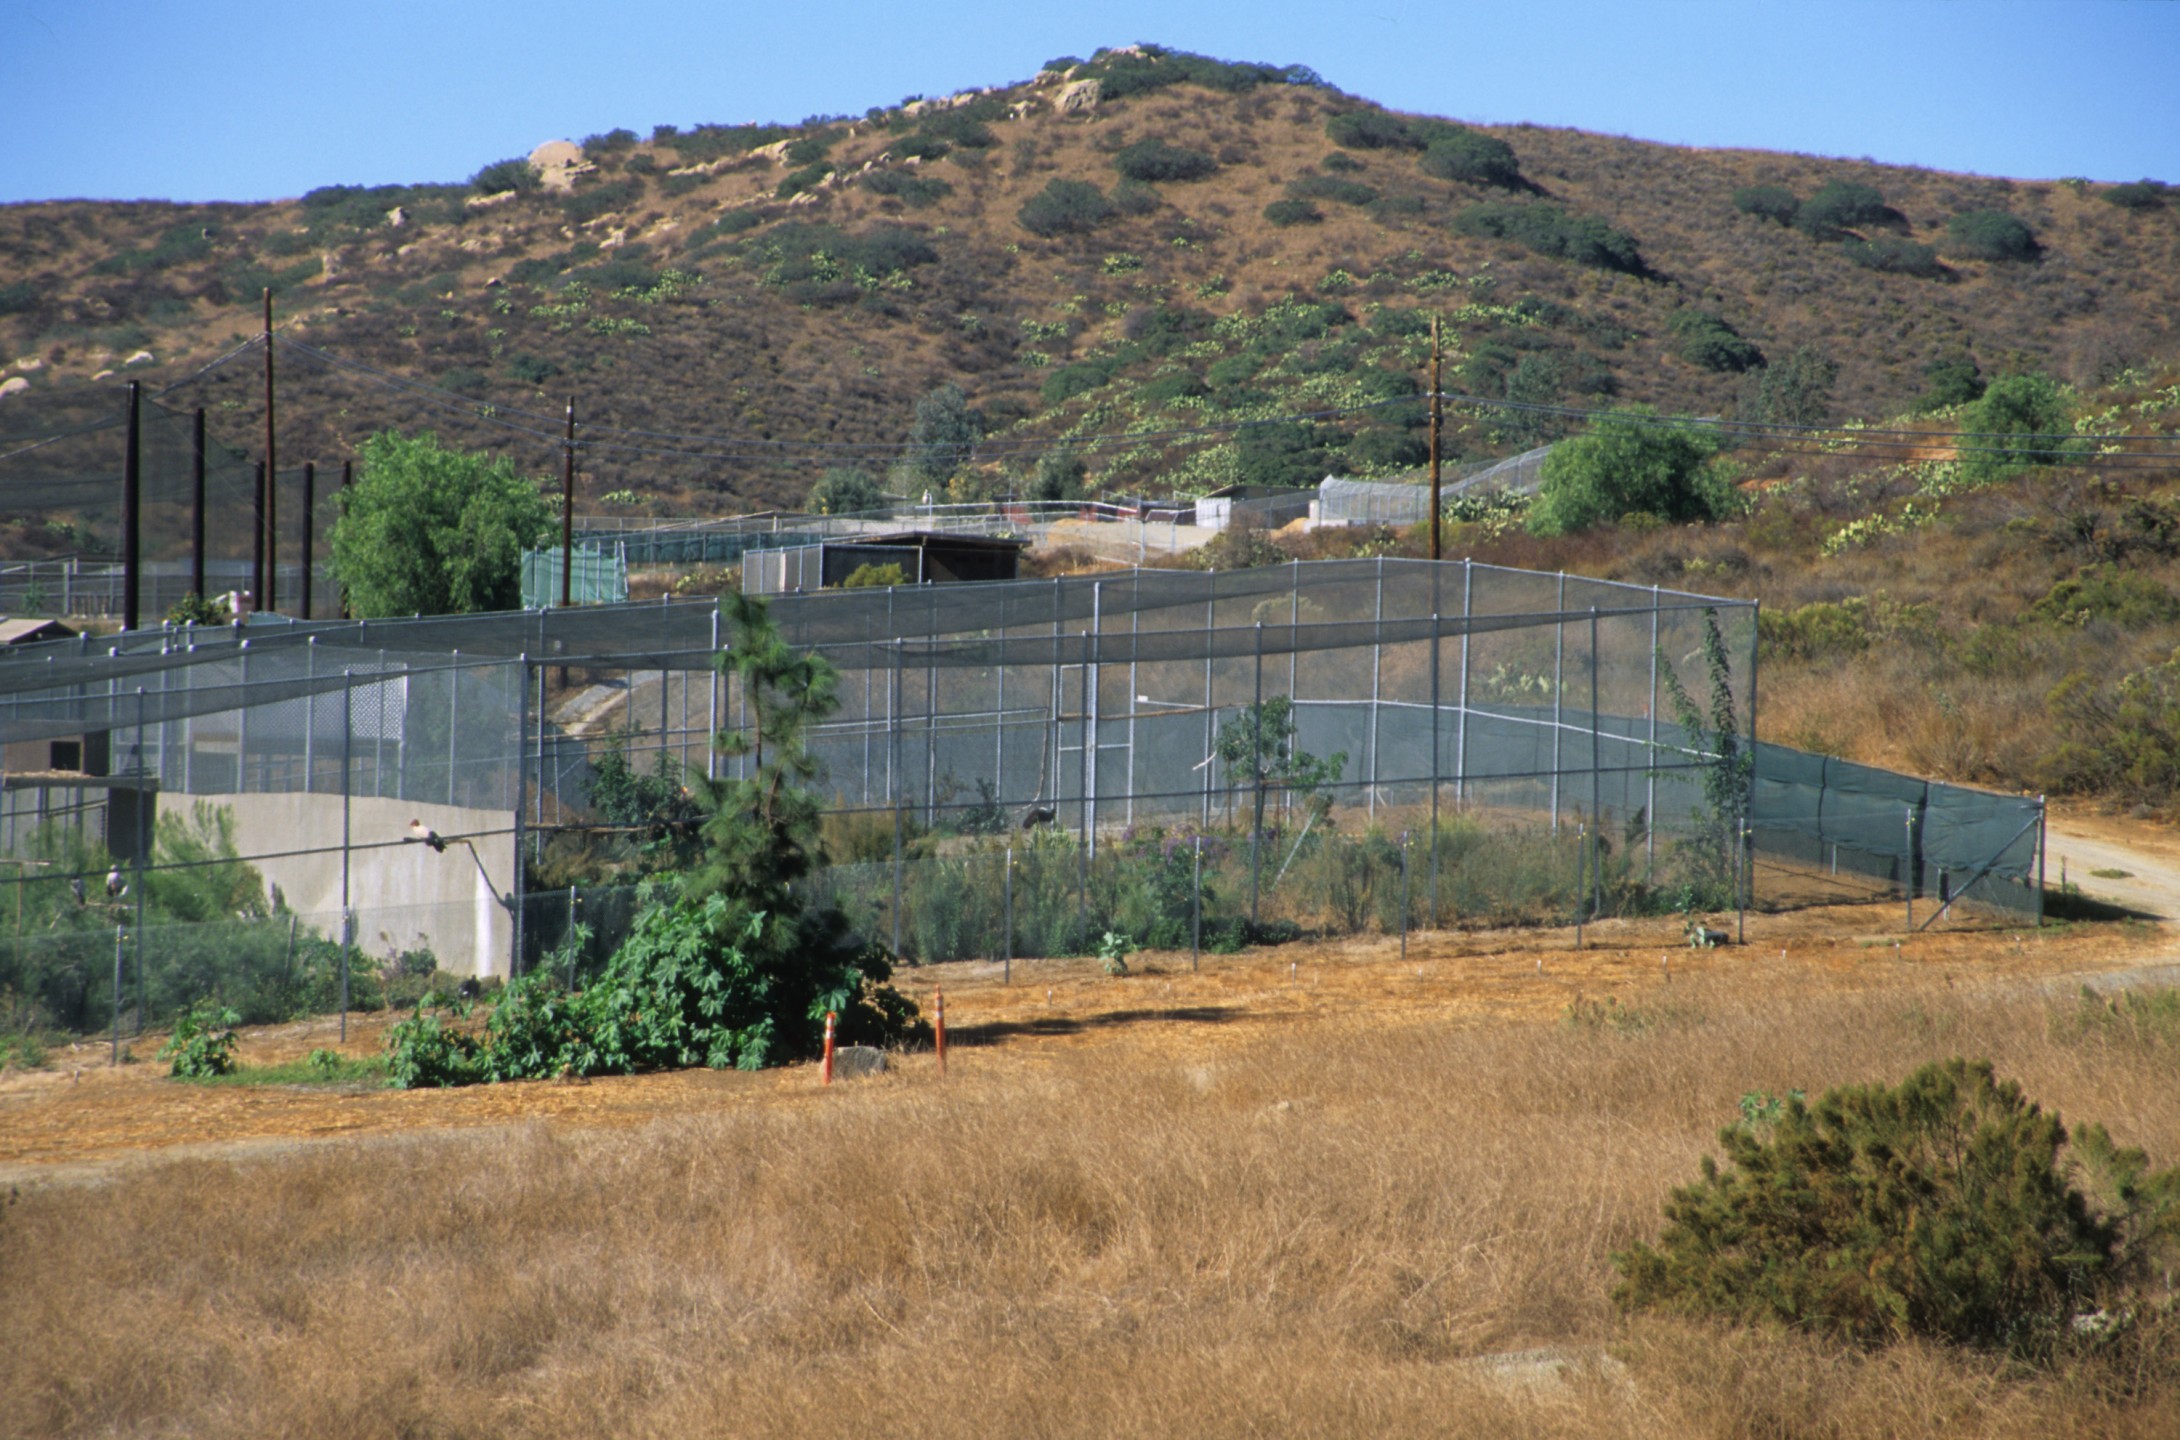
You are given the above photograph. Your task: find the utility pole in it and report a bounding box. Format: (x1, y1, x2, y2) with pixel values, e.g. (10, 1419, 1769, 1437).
(298, 461, 316, 619)
(262, 289, 277, 615)
(121, 381, 140, 631)
(561, 396, 576, 607)
(251, 461, 266, 612)
(190, 408, 206, 601)
(337, 460, 351, 618)
(1428, 314, 1443, 562)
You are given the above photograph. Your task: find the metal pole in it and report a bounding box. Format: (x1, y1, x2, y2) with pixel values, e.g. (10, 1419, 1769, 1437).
(1086, 582, 1102, 853)
(190, 407, 206, 601)
(122, 381, 140, 631)
(2036, 795, 2047, 926)
(1455, 558, 1471, 809)
(341, 669, 352, 1041)
(1745, 600, 1760, 919)
(447, 652, 460, 805)
(337, 460, 352, 619)
(112, 926, 123, 1064)
(133, 687, 146, 1028)
(1399, 831, 1410, 963)
(891, 641, 903, 960)
(1250, 620, 1264, 932)
(298, 461, 316, 619)
(1429, 611, 1441, 926)
(251, 461, 266, 614)
(262, 290, 277, 614)
(1551, 572, 1564, 835)
(1905, 806, 1916, 931)
(1589, 607, 1602, 920)
(1428, 315, 1443, 561)
(1368, 557, 1383, 820)
(1002, 846, 1013, 984)
(1646, 584, 1659, 878)
(513, 656, 529, 978)
(561, 397, 576, 607)
(1191, 836, 1203, 972)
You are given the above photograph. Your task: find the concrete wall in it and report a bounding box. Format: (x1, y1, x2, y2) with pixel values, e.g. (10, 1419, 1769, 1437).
(195, 793, 517, 978)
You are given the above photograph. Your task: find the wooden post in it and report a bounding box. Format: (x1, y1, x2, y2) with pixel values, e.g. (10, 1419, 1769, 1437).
(933, 984, 947, 1076)
(121, 381, 140, 631)
(262, 289, 277, 614)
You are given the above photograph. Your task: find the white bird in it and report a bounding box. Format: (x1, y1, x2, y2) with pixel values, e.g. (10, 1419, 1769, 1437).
(105, 868, 126, 899)
(407, 818, 447, 853)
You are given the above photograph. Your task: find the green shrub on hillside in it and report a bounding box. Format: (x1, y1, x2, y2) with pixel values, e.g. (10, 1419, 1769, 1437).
(331, 430, 554, 617)
(862, 169, 953, 207)
(1113, 138, 1218, 182)
(1960, 371, 2076, 481)
(1325, 110, 1418, 150)
(1842, 237, 1943, 277)
(2027, 564, 2180, 629)
(2102, 180, 2168, 211)
(1322, 151, 1364, 173)
(1072, 46, 1324, 101)
(471, 158, 538, 196)
(1794, 180, 1894, 236)
(582, 128, 638, 156)
(1914, 351, 1986, 411)
(1732, 184, 1800, 225)
(807, 467, 887, 515)
(1614, 1058, 2136, 1352)
(1288, 175, 1377, 207)
(1669, 309, 1764, 373)
(1018, 179, 1115, 237)
(0, 280, 37, 316)
(1262, 198, 1323, 227)
(1454, 202, 1643, 274)
(1739, 346, 1839, 427)
(1418, 130, 1521, 187)
(1042, 358, 1117, 406)
(1944, 209, 2039, 262)
(1528, 407, 1730, 534)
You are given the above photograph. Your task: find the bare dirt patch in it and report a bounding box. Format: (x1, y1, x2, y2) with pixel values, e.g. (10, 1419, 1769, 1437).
(0, 902, 2156, 1184)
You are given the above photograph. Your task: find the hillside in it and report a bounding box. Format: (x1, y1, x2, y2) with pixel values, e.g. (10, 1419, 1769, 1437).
(3, 45, 2177, 520)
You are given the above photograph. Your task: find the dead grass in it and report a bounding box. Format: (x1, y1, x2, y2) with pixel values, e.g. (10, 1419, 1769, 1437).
(3, 927, 2176, 1438)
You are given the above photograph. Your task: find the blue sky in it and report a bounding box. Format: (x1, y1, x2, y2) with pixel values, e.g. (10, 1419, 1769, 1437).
(3, 0, 2175, 204)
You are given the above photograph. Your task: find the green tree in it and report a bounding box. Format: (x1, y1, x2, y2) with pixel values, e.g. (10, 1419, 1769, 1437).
(1794, 180, 1893, 236)
(1017, 179, 1114, 237)
(1732, 184, 1800, 226)
(807, 466, 887, 515)
(1495, 353, 1566, 447)
(1914, 350, 1986, 412)
(840, 561, 908, 588)
(1669, 309, 1765, 373)
(330, 431, 554, 617)
(1656, 607, 1752, 907)
(902, 383, 983, 488)
(1215, 696, 1347, 833)
(470, 158, 539, 196)
(1614, 1059, 2122, 1352)
(1030, 447, 1088, 502)
(1944, 209, 2039, 262)
(1527, 408, 1732, 535)
(1962, 372, 2077, 483)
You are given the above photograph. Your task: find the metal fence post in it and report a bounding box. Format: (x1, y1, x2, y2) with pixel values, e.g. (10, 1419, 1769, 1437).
(1250, 620, 1264, 933)
(1399, 831, 1410, 964)
(341, 667, 353, 1037)
(513, 655, 529, 978)
(1002, 846, 1014, 985)
(1455, 558, 1471, 809)
(1191, 835, 1203, 972)
(1429, 611, 1441, 927)
(111, 925, 123, 1064)
(1589, 607, 1602, 920)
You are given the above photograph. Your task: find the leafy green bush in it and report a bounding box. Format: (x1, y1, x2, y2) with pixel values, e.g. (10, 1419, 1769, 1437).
(1614, 1059, 2138, 1353)
(160, 1001, 240, 1078)
(1113, 138, 1218, 182)
(1944, 208, 2039, 262)
(1454, 202, 1643, 274)
(2102, 180, 2167, 211)
(1262, 198, 1322, 227)
(1669, 309, 1764, 373)
(917, 109, 997, 150)
(1528, 407, 1731, 535)
(807, 466, 887, 514)
(1322, 151, 1364, 173)
(1961, 371, 2076, 482)
(471, 158, 538, 196)
(1418, 130, 1521, 187)
(1325, 110, 1424, 150)
(0, 280, 35, 315)
(840, 562, 908, 588)
(331, 430, 554, 617)
(1018, 179, 1115, 237)
(1914, 351, 1986, 411)
(1841, 237, 1943, 277)
(562, 178, 646, 224)
(505, 353, 558, 385)
(582, 128, 638, 156)
(1071, 46, 1322, 101)
(775, 163, 831, 200)
(1794, 180, 1895, 235)
(1732, 185, 1800, 225)
(861, 169, 953, 207)
(1042, 358, 1118, 405)
(1739, 346, 1839, 427)
(2027, 564, 2180, 629)
(1110, 180, 1162, 216)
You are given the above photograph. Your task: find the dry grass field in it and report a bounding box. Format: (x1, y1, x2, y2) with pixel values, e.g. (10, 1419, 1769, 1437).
(3, 906, 2177, 1438)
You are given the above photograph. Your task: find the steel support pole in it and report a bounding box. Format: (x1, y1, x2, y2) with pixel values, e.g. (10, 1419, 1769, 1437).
(1455, 559, 1471, 809)
(1368, 557, 1383, 820)
(561, 398, 576, 607)
(1551, 572, 1564, 835)
(513, 656, 529, 978)
(190, 408, 206, 601)
(298, 461, 315, 619)
(341, 669, 353, 1042)
(891, 642, 904, 960)
(1250, 621, 1264, 931)
(1646, 585, 1659, 878)
(1589, 608, 1603, 921)
(1429, 611, 1441, 926)
(262, 291, 277, 615)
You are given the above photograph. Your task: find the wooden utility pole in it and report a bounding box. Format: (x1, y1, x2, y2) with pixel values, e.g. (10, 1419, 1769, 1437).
(190, 407, 206, 600)
(1428, 314, 1443, 562)
(561, 396, 576, 607)
(262, 289, 278, 614)
(122, 381, 141, 631)
(251, 460, 266, 610)
(299, 461, 316, 620)
(337, 460, 351, 618)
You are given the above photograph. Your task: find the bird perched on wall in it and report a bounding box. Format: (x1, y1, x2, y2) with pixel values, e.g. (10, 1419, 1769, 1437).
(105, 868, 126, 899)
(407, 819, 447, 853)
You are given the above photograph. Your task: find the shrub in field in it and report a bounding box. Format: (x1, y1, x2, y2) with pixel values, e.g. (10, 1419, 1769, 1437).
(1018, 180, 1115, 237)
(1286, 175, 1377, 207)
(160, 1001, 240, 1078)
(1655, 608, 1752, 909)
(861, 169, 952, 207)
(2103, 180, 2168, 211)
(1739, 345, 1839, 428)
(1418, 130, 1521, 187)
(1613, 1058, 2171, 1354)
(1794, 180, 1895, 236)
(1113, 138, 1218, 183)
(1454, 202, 1643, 274)
(1669, 309, 1764, 373)
(1842, 237, 1944, 277)
(840, 562, 907, 588)
(1945, 209, 2039, 262)
(1732, 184, 1800, 226)
(1528, 407, 1731, 535)
(1262, 198, 1322, 228)
(471, 158, 538, 196)
(1960, 371, 2077, 482)
(1914, 350, 1986, 411)
(807, 466, 887, 515)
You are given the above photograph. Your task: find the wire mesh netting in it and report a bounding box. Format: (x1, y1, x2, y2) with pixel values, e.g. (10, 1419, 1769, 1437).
(0, 557, 2047, 1035)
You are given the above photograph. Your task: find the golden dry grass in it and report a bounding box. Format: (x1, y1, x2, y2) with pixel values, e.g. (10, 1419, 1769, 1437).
(3, 928, 2176, 1438)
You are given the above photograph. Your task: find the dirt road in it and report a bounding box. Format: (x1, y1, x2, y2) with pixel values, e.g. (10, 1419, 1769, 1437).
(2046, 808, 2180, 918)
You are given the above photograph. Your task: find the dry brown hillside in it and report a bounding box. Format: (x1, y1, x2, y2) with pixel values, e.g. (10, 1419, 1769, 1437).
(1, 46, 2175, 517)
